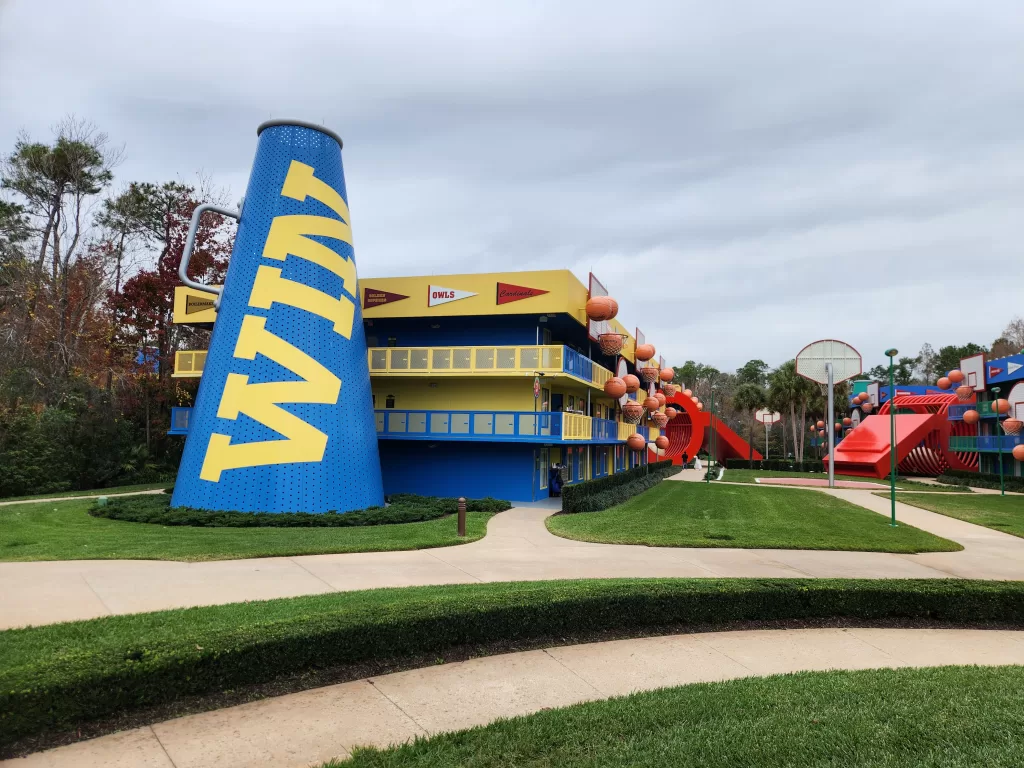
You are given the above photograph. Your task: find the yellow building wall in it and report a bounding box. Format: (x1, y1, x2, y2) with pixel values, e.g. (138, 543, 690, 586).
(372, 379, 535, 411)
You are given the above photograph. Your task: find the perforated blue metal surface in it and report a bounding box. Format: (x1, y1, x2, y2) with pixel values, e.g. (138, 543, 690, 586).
(171, 123, 383, 513)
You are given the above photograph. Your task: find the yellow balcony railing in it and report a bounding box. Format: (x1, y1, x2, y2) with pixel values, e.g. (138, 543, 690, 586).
(617, 421, 638, 440)
(173, 350, 208, 378)
(367, 345, 613, 389)
(561, 412, 593, 440)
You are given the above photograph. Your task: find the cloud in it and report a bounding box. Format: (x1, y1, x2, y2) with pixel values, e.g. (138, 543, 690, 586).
(2, 0, 1023, 372)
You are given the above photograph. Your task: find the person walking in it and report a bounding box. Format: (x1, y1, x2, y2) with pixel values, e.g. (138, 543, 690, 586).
(682, 451, 689, 468)
(693, 454, 702, 472)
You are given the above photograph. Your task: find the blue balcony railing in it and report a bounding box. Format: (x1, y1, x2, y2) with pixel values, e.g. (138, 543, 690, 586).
(168, 407, 193, 435)
(979, 434, 1024, 452)
(947, 404, 972, 421)
(374, 410, 623, 443)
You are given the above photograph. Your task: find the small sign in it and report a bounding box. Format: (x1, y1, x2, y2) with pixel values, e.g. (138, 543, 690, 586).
(363, 287, 409, 308)
(497, 282, 549, 305)
(185, 295, 215, 315)
(534, 376, 541, 399)
(428, 285, 477, 307)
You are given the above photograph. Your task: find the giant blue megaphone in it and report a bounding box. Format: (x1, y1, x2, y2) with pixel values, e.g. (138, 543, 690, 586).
(171, 120, 383, 513)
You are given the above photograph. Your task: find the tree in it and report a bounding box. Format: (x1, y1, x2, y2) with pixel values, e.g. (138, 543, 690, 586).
(732, 382, 767, 467)
(866, 356, 919, 385)
(767, 360, 819, 462)
(992, 317, 1024, 358)
(934, 343, 987, 378)
(736, 359, 768, 387)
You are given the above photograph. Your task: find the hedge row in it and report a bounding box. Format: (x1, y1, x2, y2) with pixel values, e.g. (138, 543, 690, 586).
(936, 469, 1024, 494)
(4, 578, 1024, 749)
(724, 458, 825, 472)
(89, 493, 512, 528)
(561, 460, 677, 513)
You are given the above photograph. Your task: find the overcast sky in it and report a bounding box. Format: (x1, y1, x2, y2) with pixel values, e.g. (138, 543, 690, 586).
(1, 0, 1022, 373)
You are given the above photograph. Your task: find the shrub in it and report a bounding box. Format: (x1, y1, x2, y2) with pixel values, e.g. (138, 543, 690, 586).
(936, 470, 1024, 494)
(4, 578, 1024, 750)
(89, 494, 512, 528)
(561, 460, 678, 513)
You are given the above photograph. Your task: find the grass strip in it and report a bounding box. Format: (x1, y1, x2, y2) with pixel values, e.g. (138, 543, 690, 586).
(3, 577, 1024, 753)
(722, 469, 969, 491)
(548, 482, 961, 552)
(0, 499, 492, 562)
(336, 665, 1024, 767)
(884, 492, 1024, 539)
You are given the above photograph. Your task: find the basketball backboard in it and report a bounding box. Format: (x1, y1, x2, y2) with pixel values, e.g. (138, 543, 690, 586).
(961, 352, 985, 392)
(1009, 382, 1024, 420)
(796, 339, 863, 385)
(866, 381, 880, 407)
(755, 409, 782, 425)
(587, 273, 611, 343)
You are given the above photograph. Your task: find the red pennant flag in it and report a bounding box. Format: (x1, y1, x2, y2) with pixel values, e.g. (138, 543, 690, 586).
(496, 282, 549, 305)
(363, 287, 410, 308)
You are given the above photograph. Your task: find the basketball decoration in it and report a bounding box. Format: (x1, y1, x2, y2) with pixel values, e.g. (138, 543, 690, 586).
(655, 392, 667, 408)
(652, 413, 669, 429)
(635, 343, 656, 362)
(585, 296, 618, 322)
(691, 395, 699, 404)
(948, 369, 964, 384)
(639, 365, 660, 383)
(862, 402, 874, 413)
(697, 401, 703, 411)
(955, 385, 974, 402)
(1002, 418, 1023, 435)
(1014, 445, 1024, 462)
(963, 409, 980, 425)
(809, 424, 816, 433)
(683, 389, 693, 398)
(643, 396, 660, 411)
(603, 377, 627, 398)
(622, 401, 644, 424)
(623, 374, 641, 393)
(993, 399, 1011, 415)
(816, 420, 825, 428)
(663, 383, 676, 397)
(626, 433, 646, 451)
(659, 367, 675, 382)
(844, 429, 852, 436)
(655, 435, 670, 450)
(818, 430, 825, 437)
(598, 333, 625, 356)
(665, 407, 677, 419)
(937, 377, 951, 390)
(842, 417, 852, 427)
(835, 422, 842, 432)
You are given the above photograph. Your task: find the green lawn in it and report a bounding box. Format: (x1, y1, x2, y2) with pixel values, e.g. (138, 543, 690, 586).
(0, 482, 171, 503)
(886, 492, 1024, 539)
(0, 498, 491, 562)
(547, 482, 960, 553)
(722, 469, 969, 491)
(334, 666, 1024, 767)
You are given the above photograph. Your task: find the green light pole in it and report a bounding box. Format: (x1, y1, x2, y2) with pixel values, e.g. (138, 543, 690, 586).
(707, 387, 716, 484)
(993, 386, 1005, 497)
(886, 348, 898, 527)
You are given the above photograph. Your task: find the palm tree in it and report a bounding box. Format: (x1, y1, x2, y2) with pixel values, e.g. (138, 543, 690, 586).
(732, 383, 767, 468)
(767, 360, 821, 463)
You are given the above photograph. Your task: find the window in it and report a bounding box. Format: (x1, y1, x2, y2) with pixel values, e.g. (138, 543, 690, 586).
(387, 336, 397, 347)
(385, 395, 396, 409)
(367, 336, 379, 347)
(542, 387, 550, 412)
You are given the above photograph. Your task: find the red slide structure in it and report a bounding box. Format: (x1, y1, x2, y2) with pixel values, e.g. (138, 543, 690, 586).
(826, 393, 979, 478)
(653, 391, 763, 465)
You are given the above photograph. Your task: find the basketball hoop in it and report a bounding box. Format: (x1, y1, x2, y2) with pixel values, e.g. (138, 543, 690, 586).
(755, 409, 782, 426)
(796, 339, 862, 488)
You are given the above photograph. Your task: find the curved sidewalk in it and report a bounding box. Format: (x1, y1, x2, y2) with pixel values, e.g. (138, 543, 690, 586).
(6, 627, 1024, 768)
(3, 474, 1024, 629)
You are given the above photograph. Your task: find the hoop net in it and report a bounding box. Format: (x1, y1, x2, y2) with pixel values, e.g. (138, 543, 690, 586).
(795, 339, 863, 386)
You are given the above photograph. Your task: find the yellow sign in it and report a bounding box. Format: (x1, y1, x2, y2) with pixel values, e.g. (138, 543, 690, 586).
(173, 286, 220, 325)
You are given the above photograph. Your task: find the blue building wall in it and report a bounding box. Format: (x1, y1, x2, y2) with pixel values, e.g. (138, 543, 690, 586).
(378, 440, 540, 501)
(364, 316, 540, 348)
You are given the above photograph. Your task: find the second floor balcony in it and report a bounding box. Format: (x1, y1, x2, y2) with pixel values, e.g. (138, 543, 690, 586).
(949, 434, 1024, 452)
(375, 409, 656, 444)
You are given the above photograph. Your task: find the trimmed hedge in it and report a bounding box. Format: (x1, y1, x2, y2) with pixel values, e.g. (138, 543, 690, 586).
(562, 460, 678, 513)
(937, 469, 1024, 494)
(4, 578, 1024, 750)
(88, 493, 511, 528)
(725, 459, 824, 472)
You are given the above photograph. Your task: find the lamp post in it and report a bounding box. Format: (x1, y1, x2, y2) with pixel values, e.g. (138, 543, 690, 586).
(885, 348, 898, 527)
(993, 386, 1005, 497)
(707, 387, 716, 484)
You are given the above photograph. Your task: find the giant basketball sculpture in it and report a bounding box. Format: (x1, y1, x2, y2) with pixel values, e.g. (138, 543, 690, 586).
(171, 121, 384, 513)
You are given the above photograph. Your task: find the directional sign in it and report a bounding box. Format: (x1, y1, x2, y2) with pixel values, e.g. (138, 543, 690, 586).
(173, 286, 220, 325)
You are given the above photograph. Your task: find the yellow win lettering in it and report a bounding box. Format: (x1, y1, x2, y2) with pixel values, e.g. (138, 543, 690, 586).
(262, 214, 355, 289)
(200, 316, 342, 481)
(249, 265, 355, 339)
(280, 160, 352, 223)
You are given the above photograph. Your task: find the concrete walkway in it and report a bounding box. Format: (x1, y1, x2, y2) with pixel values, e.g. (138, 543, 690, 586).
(3, 470, 1024, 629)
(6, 627, 1024, 767)
(0, 489, 166, 508)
